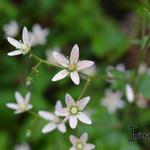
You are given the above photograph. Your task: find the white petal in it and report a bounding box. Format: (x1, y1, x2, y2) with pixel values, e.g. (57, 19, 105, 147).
(22, 27, 30, 45)
(6, 103, 19, 110)
(15, 92, 24, 104)
(52, 69, 69, 81)
(77, 96, 90, 110)
(69, 115, 78, 129)
(77, 112, 92, 124)
(42, 123, 56, 133)
(69, 135, 78, 145)
(85, 144, 95, 150)
(38, 111, 55, 120)
(55, 100, 62, 111)
(7, 50, 22, 56)
(70, 44, 79, 63)
(125, 84, 134, 103)
(55, 108, 69, 116)
(69, 147, 76, 150)
(53, 52, 69, 67)
(14, 110, 23, 114)
(70, 71, 80, 85)
(57, 123, 66, 133)
(7, 37, 22, 49)
(65, 93, 75, 106)
(80, 132, 88, 143)
(27, 104, 33, 110)
(25, 92, 31, 104)
(77, 60, 94, 71)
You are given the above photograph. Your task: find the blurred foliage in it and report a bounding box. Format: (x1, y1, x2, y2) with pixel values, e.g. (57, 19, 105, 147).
(0, 0, 150, 150)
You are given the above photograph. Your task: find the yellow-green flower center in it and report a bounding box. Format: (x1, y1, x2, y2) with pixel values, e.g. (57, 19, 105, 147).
(21, 103, 27, 111)
(22, 44, 30, 54)
(68, 63, 76, 71)
(76, 142, 84, 150)
(70, 106, 78, 115)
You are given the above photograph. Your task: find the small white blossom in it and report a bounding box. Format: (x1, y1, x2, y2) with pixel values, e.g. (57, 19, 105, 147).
(55, 93, 92, 129)
(14, 143, 31, 150)
(101, 90, 125, 113)
(31, 24, 49, 46)
(138, 62, 150, 75)
(3, 20, 19, 37)
(7, 27, 32, 56)
(136, 94, 148, 109)
(38, 101, 66, 133)
(125, 84, 134, 103)
(115, 63, 126, 72)
(52, 44, 94, 85)
(69, 132, 95, 150)
(6, 92, 32, 114)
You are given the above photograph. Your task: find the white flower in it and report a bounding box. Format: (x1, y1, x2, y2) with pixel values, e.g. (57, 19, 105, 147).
(14, 142, 31, 150)
(31, 24, 49, 46)
(101, 90, 125, 113)
(3, 20, 19, 37)
(52, 44, 94, 85)
(69, 132, 95, 150)
(115, 63, 126, 72)
(55, 93, 92, 129)
(138, 62, 150, 75)
(136, 94, 148, 108)
(7, 27, 32, 56)
(125, 84, 134, 103)
(38, 101, 66, 133)
(6, 92, 32, 114)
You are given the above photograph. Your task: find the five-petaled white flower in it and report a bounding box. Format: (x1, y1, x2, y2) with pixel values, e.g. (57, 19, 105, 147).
(3, 20, 19, 37)
(7, 27, 32, 56)
(69, 132, 95, 150)
(6, 92, 32, 114)
(101, 89, 125, 113)
(38, 101, 66, 133)
(52, 44, 94, 85)
(31, 24, 49, 46)
(55, 93, 92, 129)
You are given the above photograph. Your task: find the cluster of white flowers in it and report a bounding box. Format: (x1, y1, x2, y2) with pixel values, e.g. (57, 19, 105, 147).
(5, 24, 95, 149)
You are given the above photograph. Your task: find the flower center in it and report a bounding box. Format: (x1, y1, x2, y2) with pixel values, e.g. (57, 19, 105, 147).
(22, 44, 30, 54)
(21, 103, 27, 111)
(53, 116, 60, 124)
(76, 142, 84, 150)
(70, 106, 78, 115)
(68, 63, 76, 71)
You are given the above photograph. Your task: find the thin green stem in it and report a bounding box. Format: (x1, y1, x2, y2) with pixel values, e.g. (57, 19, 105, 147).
(133, 6, 150, 89)
(133, 36, 150, 88)
(30, 53, 62, 68)
(78, 78, 91, 100)
(26, 111, 40, 137)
